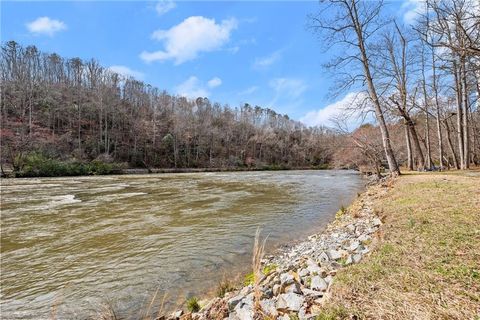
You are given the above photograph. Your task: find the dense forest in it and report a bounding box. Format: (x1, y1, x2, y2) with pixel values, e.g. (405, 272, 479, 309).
(0, 41, 335, 176)
(1, 0, 479, 177)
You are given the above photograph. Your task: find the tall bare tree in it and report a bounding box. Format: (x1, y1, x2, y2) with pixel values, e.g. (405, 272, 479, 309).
(310, 0, 400, 176)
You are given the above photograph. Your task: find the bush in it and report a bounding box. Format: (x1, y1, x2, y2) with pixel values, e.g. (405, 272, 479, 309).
(244, 272, 255, 286)
(186, 296, 200, 312)
(13, 153, 123, 177)
(216, 279, 236, 298)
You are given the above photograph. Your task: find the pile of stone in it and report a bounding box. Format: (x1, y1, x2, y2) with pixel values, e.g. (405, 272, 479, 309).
(164, 185, 387, 320)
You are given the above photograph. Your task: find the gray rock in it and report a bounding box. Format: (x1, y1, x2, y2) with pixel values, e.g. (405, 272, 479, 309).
(310, 276, 328, 291)
(355, 244, 366, 253)
(280, 273, 294, 285)
(301, 288, 323, 297)
(228, 294, 245, 311)
(357, 234, 370, 242)
(298, 268, 309, 277)
(259, 298, 277, 316)
(263, 288, 274, 299)
(327, 249, 343, 261)
(276, 292, 305, 312)
(233, 304, 253, 320)
(306, 258, 322, 274)
(242, 293, 254, 307)
(284, 280, 302, 294)
(352, 253, 362, 263)
(372, 217, 382, 227)
(348, 240, 360, 252)
(318, 251, 330, 263)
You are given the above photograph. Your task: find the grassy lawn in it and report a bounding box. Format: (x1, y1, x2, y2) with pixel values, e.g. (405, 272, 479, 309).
(321, 172, 480, 319)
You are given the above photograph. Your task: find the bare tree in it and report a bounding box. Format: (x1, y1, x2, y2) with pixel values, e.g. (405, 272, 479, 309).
(310, 0, 400, 176)
(379, 22, 426, 170)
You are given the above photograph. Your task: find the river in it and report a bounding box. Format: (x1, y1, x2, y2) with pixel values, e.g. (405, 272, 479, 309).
(0, 170, 363, 319)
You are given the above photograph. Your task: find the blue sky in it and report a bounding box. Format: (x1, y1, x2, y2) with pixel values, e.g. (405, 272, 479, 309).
(1, 0, 420, 127)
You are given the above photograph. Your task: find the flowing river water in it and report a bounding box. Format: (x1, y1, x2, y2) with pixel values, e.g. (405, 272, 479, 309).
(0, 170, 363, 319)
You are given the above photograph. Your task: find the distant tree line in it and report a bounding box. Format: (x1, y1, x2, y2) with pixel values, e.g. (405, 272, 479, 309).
(312, 0, 479, 176)
(0, 41, 335, 176)
(2, 0, 478, 178)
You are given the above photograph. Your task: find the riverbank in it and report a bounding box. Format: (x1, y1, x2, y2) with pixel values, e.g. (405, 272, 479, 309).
(154, 171, 479, 320)
(2, 158, 330, 178)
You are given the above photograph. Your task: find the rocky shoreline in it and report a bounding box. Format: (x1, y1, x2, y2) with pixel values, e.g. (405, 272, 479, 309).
(163, 180, 389, 320)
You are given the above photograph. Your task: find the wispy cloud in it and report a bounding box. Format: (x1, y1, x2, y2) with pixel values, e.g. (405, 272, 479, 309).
(300, 92, 370, 128)
(207, 77, 222, 88)
(108, 65, 144, 80)
(269, 78, 306, 99)
(155, 0, 176, 15)
(140, 16, 238, 65)
(253, 50, 281, 69)
(402, 0, 425, 24)
(175, 76, 222, 98)
(26, 17, 66, 36)
(238, 86, 259, 96)
(265, 78, 307, 115)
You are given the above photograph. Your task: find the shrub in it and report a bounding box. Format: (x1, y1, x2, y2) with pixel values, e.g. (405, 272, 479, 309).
(186, 296, 200, 312)
(244, 272, 255, 286)
(262, 264, 278, 275)
(13, 153, 123, 177)
(216, 279, 236, 298)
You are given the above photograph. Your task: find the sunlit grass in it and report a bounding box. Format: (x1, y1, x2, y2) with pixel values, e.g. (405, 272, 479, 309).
(321, 172, 480, 319)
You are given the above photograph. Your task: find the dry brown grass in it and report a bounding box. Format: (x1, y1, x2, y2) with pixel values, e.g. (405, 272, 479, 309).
(320, 172, 480, 320)
(252, 228, 268, 318)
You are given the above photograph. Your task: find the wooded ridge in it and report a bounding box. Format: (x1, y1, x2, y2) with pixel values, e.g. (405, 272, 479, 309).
(1, 41, 335, 176)
(1, 0, 479, 177)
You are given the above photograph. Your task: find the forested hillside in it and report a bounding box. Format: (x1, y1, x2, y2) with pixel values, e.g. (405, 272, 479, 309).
(0, 41, 335, 175)
(1, 1, 479, 177)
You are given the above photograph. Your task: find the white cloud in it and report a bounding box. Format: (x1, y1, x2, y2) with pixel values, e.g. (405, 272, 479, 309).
(300, 92, 370, 129)
(140, 16, 238, 65)
(402, 0, 425, 24)
(155, 0, 176, 15)
(269, 78, 306, 99)
(108, 65, 145, 80)
(26, 17, 66, 36)
(175, 76, 210, 98)
(253, 50, 281, 69)
(207, 77, 222, 88)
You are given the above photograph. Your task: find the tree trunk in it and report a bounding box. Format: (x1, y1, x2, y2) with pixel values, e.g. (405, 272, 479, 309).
(461, 57, 470, 169)
(453, 60, 465, 169)
(77, 103, 81, 153)
(351, 0, 400, 176)
(444, 118, 459, 169)
(421, 48, 433, 169)
(432, 50, 444, 171)
(405, 121, 414, 170)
